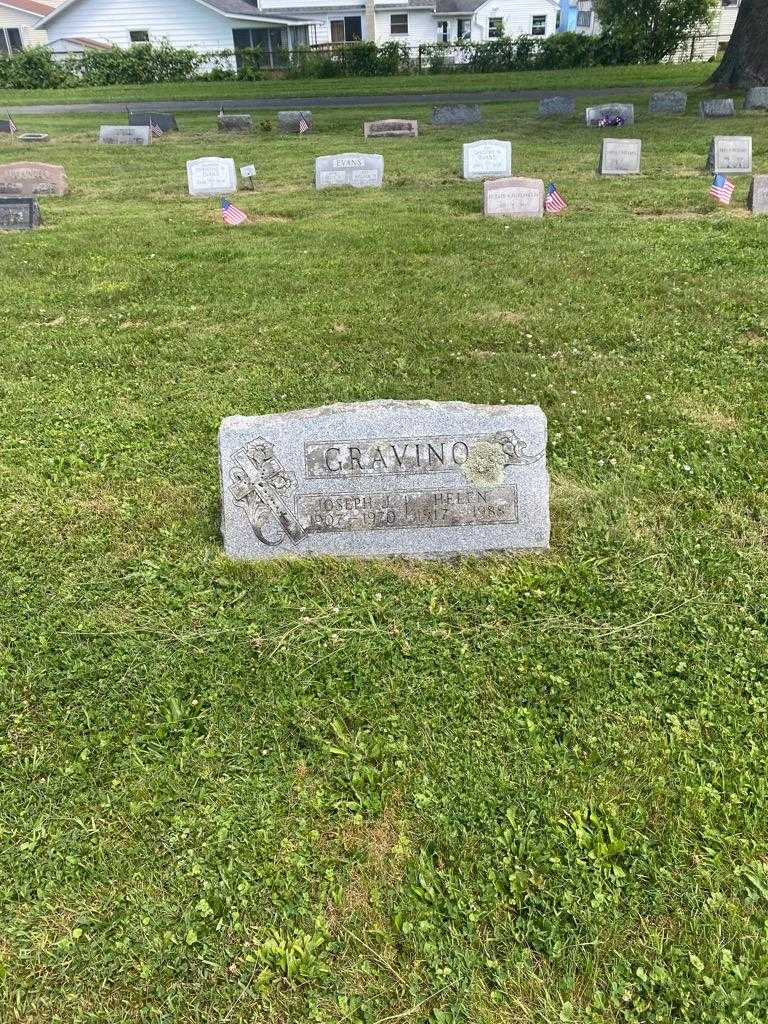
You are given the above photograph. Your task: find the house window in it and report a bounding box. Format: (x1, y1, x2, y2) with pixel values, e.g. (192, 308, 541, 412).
(0, 27, 22, 54)
(531, 15, 547, 35)
(488, 17, 504, 38)
(576, 11, 591, 26)
(390, 14, 408, 35)
(437, 19, 449, 42)
(129, 30, 150, 43)
(555, 10, 561, 29)
(457, 18, 470, 39)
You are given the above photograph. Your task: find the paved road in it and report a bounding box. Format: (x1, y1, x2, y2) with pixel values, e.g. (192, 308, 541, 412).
(8, 83, 685, 116)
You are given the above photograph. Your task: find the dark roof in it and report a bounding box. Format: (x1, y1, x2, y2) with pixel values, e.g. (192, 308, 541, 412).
(432, 0, 486, 12)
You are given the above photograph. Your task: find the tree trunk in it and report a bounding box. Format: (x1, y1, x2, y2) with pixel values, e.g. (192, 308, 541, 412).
(709, 0, 768, 87)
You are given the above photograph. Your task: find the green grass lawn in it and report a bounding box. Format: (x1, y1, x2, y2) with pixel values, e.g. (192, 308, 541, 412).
(2, 96, 768, 1023)
(3, 61, 713, 107)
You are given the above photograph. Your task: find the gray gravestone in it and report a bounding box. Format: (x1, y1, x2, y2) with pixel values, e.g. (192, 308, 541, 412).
(745, 87, 768, 110)
(648, 90, 687, 114)
(363, 119, 418, 139)
(128, 111, 179, 132)
(0, 162, 67, 196)
(538, 96, 576, 117)
(599, 138, 642, 175)
(699, 98, 734, 118)
(747, 175, 768, 213)
(218, 113, 252, 132)
(18, 133, 49, 143)
(585, 103, 635, 126)
(431, 103, 482, 127)
(186, 157, 237, 196)
(0, 196, 40, 230)
(0, 120, 12, 134)
(278, 111, 312, 133)
(99, 125, 151, 145)
(219, 400, 550, 559)
(484, 177, 544, 218)
(462, 140, 512, 180)
(706, 135, 752, 174)
(315, 152, 383, 189)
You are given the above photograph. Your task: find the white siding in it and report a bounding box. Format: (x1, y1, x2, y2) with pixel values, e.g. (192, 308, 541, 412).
(0, 4, 44, 28)
(374, 7, 434, 45)
(474, 0, 559, 40)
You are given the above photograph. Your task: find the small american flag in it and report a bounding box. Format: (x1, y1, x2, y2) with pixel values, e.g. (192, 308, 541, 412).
(297, 113, 310, 134)
(545, 182, 567, 214)
(7, 114, 17, 134)
(221, 197, 248, 226)
(709, 173, 735, 205)
(149, 119, 163, 138)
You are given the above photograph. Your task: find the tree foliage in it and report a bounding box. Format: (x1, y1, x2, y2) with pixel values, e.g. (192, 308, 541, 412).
(595, 0, 715, 63)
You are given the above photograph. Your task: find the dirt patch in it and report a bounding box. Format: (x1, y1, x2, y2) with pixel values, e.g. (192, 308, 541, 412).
(682, 401, 738, 431)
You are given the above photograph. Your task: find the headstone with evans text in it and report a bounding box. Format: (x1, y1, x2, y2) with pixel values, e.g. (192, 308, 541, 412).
(186, 157, 237, 196)
(315, 152, 383, 189)
(219, 400, 550, 559)
(598, 138, 642, 175)
(0, 196, 41, 230)
(706, 135, 752, 174)
(462, 140, 512, 180)
(99, 125, 151, 145)
(0, 161, 67, 197)
(484, 177, 544, 218)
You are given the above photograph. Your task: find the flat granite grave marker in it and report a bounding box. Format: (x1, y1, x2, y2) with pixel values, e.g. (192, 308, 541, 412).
(599, 138, 642, 175)
(747, 175, 768, 214)
(707, 135, 752, 174)
(315, 152, 383, 189)
(0, 196, 40, 230)
(219, 400, 550, 559)
(128, 111, 179, 132)
(699, 98, 734, 118)
(431, 103, 482, 126)
(99, 125, 151, 145)
(484, 177, 544, 218)
(0, 162, 67, 196)
(648, 90, 687, 114)
(18, 133, 49, 143)
(462, 139, 512, 180)
(585, 103, 635, 126)
(364, 119, 418, 139)
(278, 111, 312, 133)
(745, 87, 768, 110)
(218, 113, 252, 132)
(538, 96, 576, 117)
(186, 157, 237, 196)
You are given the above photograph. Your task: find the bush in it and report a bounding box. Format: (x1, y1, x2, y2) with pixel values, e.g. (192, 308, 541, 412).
(0, 46, 71, 89)
(64, 42, 204, 85)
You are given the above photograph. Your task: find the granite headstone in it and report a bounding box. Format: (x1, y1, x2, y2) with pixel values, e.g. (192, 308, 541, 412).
(128, 111, 179, 132)
(706, 135, 752, 174)
(462, 139, 512, 180)
(278, 111, 312, 133)
(99, 125, 151, 145)
(484, 177, 544, 218)
(363, 119, 418, 139)
(0, 162, 67, 196)
(431, 103, 482, 126)
(315, 152, 383, 189)
(745, 87, 768, 111)
(218, 113, 252, 132)
(0, 196, 40, 230)
(585, 103, 635, 126)
(219, 400, 550, 559)
(699, 98, 734, 118)
(18, 133, 49, 143)
(747, 175, 768, 214)
(538, 96, 576, 117)
(186, 157, 237, 196)
(648, 90, 687, 114)
(598, 138, 642, 175)
(0, 120, 12, 134)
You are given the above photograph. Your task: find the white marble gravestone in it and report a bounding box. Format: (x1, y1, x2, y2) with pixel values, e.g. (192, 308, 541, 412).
(483, 177, 544, 218)
(186, 157, 237, 196)
(748, 175, 768, 214)
(315, 153, 383, 189)
(219, 400, 550, 559)
(99, 125, 151, 145)
(462, 140, 512, 180)
(706, 136, 752, 174)
(599, 138, 642, 175)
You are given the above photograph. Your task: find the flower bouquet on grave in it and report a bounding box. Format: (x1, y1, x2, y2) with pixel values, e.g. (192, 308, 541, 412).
(598, 115, 625, 128)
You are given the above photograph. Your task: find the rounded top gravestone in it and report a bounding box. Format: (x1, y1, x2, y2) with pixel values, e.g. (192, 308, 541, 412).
(278, 111, 312, 133)
(462, 140, 512, 180)
(186, 157, 237, 197)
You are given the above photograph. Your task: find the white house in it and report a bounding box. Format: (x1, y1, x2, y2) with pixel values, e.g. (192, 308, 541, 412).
(36, 0, 561, 66)
(0, 0, 52, 53)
